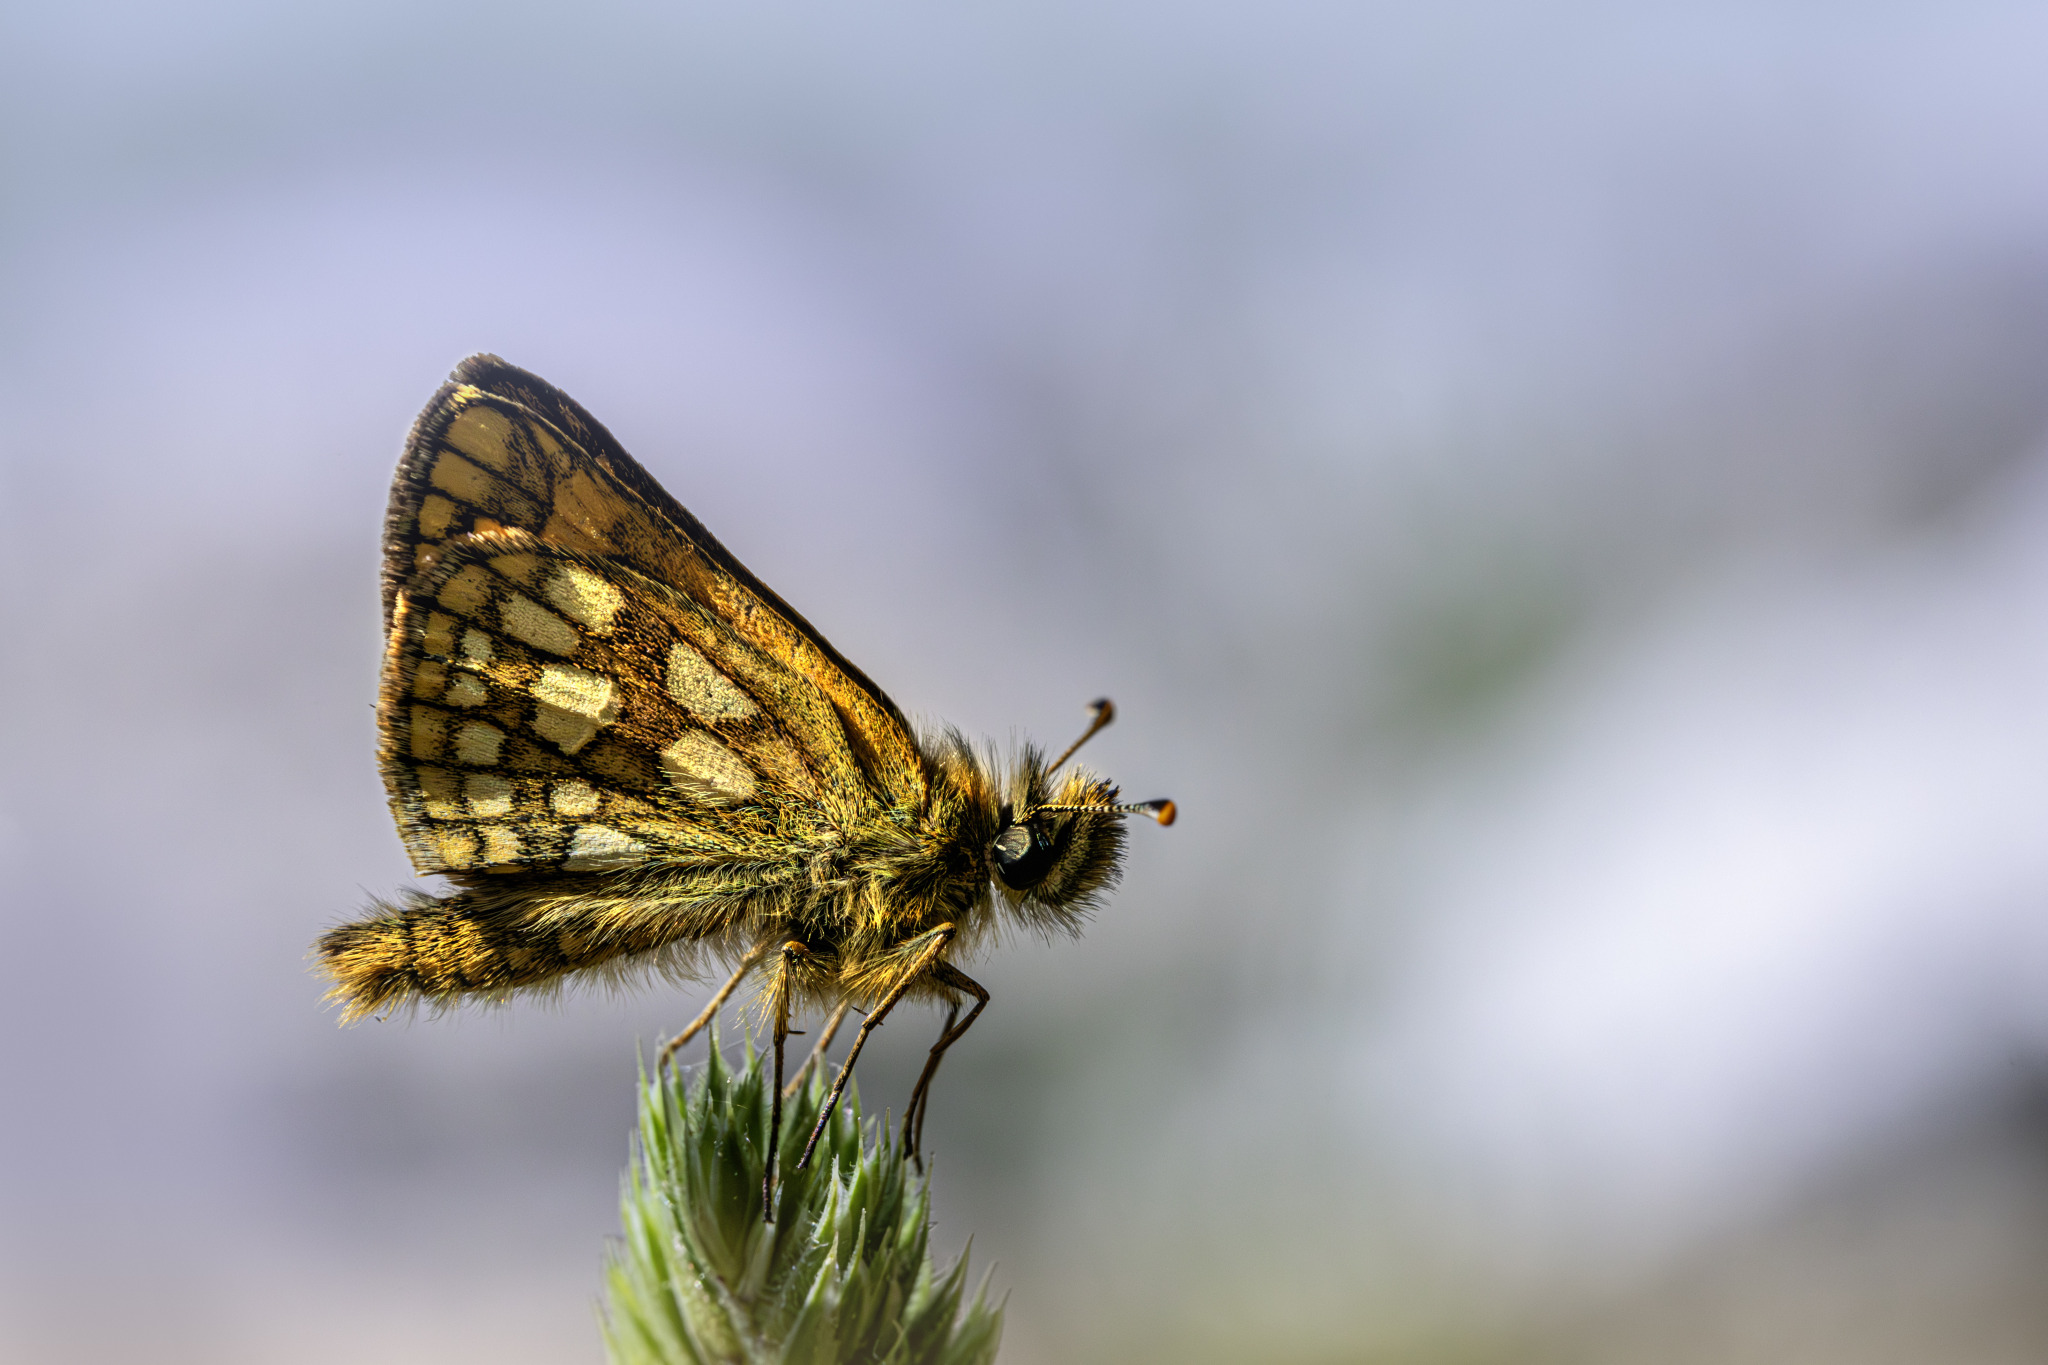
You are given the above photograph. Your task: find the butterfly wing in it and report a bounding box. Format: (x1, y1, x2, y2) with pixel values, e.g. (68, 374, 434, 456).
(394, 527, 903, 875)
(380, 355, 926, 824)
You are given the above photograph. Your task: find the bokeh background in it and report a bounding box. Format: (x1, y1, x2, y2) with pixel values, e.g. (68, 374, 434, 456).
(6, 2, 2048, 1361)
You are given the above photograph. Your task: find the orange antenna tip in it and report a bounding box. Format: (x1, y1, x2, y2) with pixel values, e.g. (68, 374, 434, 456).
(1148, 799, 1176, 826)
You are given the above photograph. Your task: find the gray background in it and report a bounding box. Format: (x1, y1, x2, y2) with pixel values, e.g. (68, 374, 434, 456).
(5, 2, 2048, 1361)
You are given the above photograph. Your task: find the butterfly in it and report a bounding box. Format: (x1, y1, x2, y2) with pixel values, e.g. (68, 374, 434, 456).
(317, 355, 1173, 1216)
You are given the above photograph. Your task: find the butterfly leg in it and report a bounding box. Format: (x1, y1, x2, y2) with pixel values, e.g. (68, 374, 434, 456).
(904, 1003, 956, 1164)
(764, 940, 808, 1221)
(658, 941, 769, 1073)
(795, 926, 956, 1172)
(785, 999, 852, 1099)
(902, 963, 990, 1168)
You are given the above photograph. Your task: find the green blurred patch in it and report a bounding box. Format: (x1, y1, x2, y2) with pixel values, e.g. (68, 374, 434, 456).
(1377, 556, 1583, 741)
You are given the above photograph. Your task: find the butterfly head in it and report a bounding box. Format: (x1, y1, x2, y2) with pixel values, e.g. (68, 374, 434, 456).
(984, 699, 1174, 933)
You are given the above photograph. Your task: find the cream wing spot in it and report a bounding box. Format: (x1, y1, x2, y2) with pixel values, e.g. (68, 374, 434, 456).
(660, 731, 757, 805)
(444, 672, 488, 708)
(434, 828, 479, 870)
(465, 773, 513, 817)
(551, 779, 601, 816)
(501, 593, 580, 656)
(546, 564, 625, 631)
(665, 641, 757, 720)
(453, 721, 504, 766)
(533, 663, 616, 718)
(563, 825, 648, 872)
(417, 766, 463, 820)
(477, 825, 522, 865)
(530, 663, 620, 755)
(459, 629, 494, 664)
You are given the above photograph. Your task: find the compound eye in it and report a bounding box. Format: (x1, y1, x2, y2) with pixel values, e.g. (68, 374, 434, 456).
(991, 821, 1056, 890)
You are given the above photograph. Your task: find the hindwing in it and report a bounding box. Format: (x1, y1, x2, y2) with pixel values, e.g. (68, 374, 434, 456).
(380, 528, 911, 876)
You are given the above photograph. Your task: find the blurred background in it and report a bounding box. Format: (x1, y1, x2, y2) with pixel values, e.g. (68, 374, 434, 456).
(5, 1, 2048, 1361)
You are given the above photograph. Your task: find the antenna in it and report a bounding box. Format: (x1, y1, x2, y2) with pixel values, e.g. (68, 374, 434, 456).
(1031, 697, 1176, 827)
(1031, 797, 1177, 826)
(1046, 697, 1116, 777)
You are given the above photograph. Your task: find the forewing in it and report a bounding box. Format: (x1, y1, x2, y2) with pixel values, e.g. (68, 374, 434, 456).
(381, 354, 925, 811)
(379, 531, 895, 877)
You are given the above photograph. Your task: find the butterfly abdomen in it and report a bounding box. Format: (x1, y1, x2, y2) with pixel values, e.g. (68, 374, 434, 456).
(318, 888, 642, 1021)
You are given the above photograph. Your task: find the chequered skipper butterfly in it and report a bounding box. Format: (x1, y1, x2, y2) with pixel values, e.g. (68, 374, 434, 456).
(317, 356, 1173, 1211)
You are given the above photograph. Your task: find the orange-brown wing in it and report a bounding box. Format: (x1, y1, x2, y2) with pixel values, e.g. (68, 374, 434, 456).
(381, 529, 890, 876)
(381, 354, 925, 814)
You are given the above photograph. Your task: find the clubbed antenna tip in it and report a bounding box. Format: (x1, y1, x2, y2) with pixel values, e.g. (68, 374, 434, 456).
(1029, 796, 1177, 824)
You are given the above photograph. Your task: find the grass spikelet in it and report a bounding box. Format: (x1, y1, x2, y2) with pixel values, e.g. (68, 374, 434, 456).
(601, 1036, 1004, 1365)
